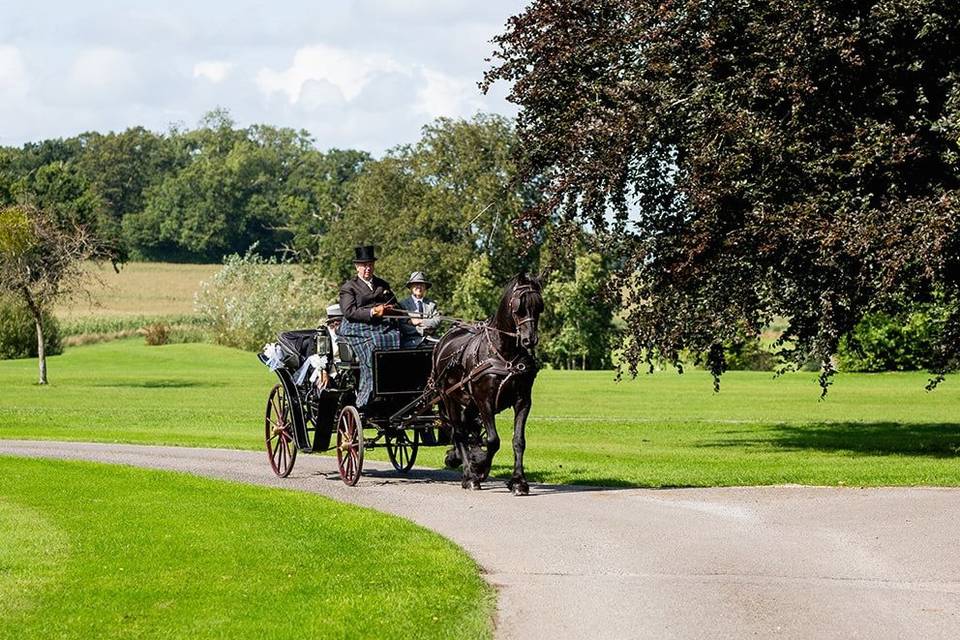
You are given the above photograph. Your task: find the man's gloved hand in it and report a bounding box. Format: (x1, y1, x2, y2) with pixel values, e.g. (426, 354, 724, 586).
(371, 304, 394, 318)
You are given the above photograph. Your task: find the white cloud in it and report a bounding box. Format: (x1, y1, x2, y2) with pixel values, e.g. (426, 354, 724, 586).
(416, 66, 482, 119)
(0, 45, 29, 97)
(193, 60, 233, 83)
(256, 43, 407, 105)
(69, 47, 136, 91)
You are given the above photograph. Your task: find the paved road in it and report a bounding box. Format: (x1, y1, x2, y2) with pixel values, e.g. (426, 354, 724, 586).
(2, 440, 959, 639)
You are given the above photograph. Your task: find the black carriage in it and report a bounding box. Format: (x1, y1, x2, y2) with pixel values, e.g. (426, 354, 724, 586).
(258, 329, 442, 485)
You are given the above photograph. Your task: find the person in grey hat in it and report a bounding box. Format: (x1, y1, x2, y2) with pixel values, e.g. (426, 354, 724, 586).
(398, 271, 441, 348)
(314, 303, 343, 390)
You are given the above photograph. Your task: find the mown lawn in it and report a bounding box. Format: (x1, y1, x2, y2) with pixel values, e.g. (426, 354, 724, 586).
(0, 456, 493, 640)
(2, 339, 959, 487)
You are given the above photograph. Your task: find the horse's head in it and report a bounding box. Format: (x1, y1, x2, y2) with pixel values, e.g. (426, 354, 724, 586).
(503, 272, 545, 351)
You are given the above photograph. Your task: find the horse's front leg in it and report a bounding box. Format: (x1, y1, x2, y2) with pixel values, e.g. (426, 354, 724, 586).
(476, 399, 500, 483)
(507, 390, 532, 496)
(455, 405, 482, 490)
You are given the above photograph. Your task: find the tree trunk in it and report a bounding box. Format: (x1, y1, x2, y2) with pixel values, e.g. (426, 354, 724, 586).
(21, 287, 47, 385)
(35, 314, 47, 385)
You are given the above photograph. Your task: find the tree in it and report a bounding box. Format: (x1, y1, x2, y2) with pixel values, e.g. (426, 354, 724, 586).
(485, 0, 960, 391)
(120, 110, 370, 263)
(317, 114, 543, 302)
(450, 255, 501, 320)
(541, 252, 616, 369)
(0, 205, 97, 384)
(281, 148, 370, 259)
(76, 127, 185, 257)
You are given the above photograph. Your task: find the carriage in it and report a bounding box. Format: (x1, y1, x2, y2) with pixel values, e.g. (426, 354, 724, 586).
(258, 272, 545, 493)
(258, 328, 447, 485)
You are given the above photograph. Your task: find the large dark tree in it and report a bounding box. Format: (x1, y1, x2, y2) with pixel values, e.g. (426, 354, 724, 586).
(485, 0, 960, 390)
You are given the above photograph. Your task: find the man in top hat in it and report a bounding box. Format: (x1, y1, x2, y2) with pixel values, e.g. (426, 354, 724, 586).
(398, 271, 441, 348)
(336, 245, 400, 407)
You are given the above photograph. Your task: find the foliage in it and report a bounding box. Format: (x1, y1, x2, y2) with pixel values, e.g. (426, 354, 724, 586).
(1, 110, 369, 263)
(450, 254, 501, 320)
(837, 307, 944, 372)
(0, 295, 62, 360)
(540, 252, 615, 369)
(485, 0, 960, 392)
(142, 322, 171, 346)
(58, 313, 205, 337)
(723, 339, 776, 372)
(194, 252, 331, 350)
(282, 148, 370, 258)
(317, 114, 543, 302)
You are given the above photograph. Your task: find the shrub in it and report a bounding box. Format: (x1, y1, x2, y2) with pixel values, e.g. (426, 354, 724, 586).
(143, 322, 170, 346)
(195, 253, 331, 351)
(0, 296, 63, 360)
(837, 308, 942, 372)
(724, 339, 777, 371)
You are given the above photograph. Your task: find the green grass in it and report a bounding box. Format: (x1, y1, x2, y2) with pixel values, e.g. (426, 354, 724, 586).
(2, 339, 960, 487)
(0, 456, 493, 639)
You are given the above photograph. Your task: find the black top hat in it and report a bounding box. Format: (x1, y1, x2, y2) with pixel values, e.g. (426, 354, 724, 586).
(353, 245, 377, 263)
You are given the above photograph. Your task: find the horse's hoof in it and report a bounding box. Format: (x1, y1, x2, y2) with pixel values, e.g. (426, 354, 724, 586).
(507, 479, 529, 496)
(462, 478, 481, 490)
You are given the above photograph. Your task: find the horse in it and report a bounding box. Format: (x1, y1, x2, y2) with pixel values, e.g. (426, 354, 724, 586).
(430, 272, 544, 495)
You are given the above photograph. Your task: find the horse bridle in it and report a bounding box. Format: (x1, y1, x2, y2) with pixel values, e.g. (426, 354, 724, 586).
(490, 284, 540, 338)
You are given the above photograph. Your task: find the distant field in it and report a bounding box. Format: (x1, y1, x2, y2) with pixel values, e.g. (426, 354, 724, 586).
(0, 456, 493, 639)
(2, 340, 959, 488)
(55, 262, 220, 319)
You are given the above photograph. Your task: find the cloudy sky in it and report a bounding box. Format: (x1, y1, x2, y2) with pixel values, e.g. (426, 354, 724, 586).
(0, 0, 524, 154)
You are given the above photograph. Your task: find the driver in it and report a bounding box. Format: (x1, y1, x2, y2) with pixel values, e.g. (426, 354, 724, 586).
(336, 245, 400, 407)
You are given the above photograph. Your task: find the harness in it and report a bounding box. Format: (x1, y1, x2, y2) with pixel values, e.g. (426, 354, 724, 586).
(436, 283, 539, 407)
(391, 281, 541, 423)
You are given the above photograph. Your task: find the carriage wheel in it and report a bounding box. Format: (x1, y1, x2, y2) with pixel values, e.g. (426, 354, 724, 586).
(265, 383, 297, 477)
(336, 406, 364, 486)
(386, 429, 420, 473)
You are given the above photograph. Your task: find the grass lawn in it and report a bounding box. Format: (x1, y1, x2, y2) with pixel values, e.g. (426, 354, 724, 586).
(0, 456, 493, 639)
(2, 339, 959, 487)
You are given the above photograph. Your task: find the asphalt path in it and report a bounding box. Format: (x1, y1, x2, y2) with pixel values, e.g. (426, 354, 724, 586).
(2, 440, 959, 639)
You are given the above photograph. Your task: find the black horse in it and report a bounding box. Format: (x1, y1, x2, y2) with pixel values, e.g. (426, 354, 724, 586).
(431, 272, 544, 495)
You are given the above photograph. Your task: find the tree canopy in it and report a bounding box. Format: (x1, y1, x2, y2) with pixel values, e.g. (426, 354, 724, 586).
(0, 110, 370, 263)
(485, 0, 960, 389)
(317, 114, 542, 302)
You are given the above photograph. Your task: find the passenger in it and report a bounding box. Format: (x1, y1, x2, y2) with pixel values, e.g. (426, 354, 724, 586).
(398, 271, 441, 348)
(315, 303, 343, 390)
(336, 245, 400, 407)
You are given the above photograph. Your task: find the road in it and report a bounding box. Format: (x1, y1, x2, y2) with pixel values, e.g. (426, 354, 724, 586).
(2, 440, 959, 639)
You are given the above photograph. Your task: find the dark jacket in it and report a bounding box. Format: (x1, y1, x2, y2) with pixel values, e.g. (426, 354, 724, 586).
(338, 275, 397, 324)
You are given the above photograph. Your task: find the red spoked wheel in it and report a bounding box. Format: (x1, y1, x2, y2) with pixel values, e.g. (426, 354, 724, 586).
(265, 383, 297, 477)
(336, 406, 364, 486)
(386, 429, 419, 473)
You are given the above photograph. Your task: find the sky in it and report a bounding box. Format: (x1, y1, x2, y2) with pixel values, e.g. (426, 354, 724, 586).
(0, 0, 525, 155)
